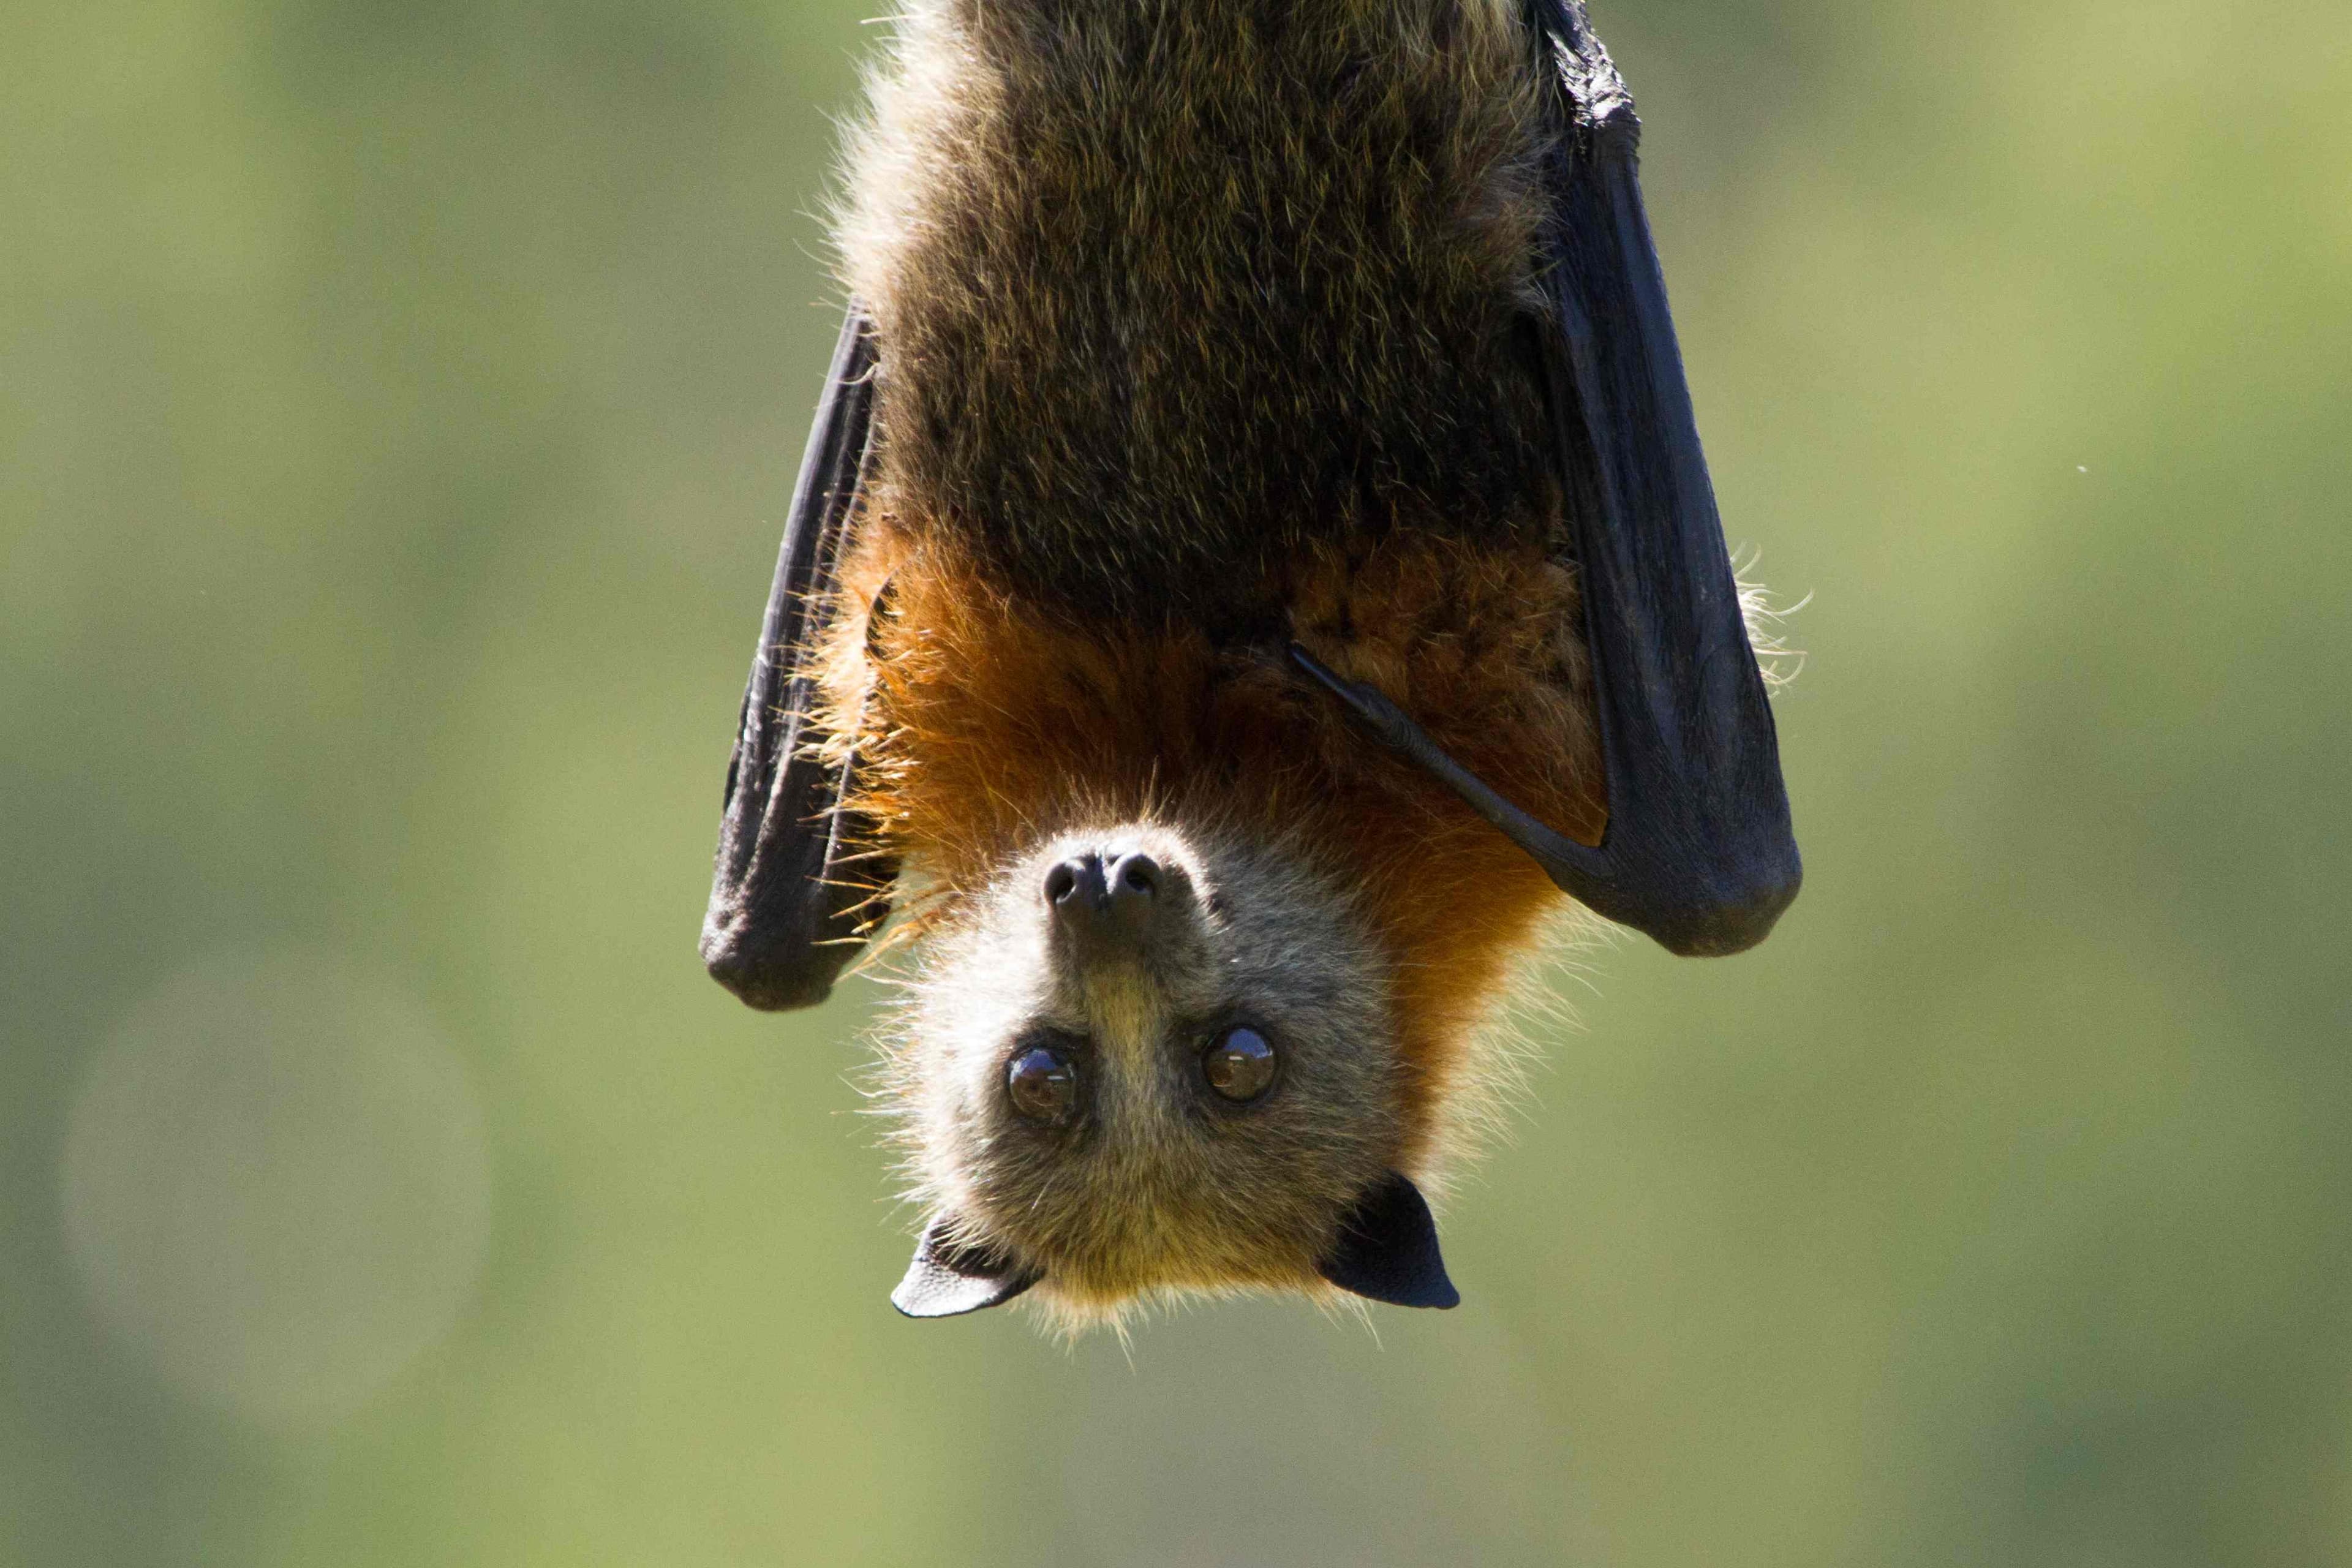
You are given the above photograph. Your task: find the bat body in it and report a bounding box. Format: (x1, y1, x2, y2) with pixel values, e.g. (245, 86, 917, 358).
(704, 0, 1799, 1327)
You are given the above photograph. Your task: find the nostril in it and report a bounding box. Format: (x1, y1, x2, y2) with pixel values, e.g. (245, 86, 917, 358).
(1043, 862, 1080, 906)
(1111, 853, 1161, 899)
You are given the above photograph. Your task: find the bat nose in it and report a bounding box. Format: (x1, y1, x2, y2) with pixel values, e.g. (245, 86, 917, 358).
(1108, 851, 1163, 902)
(1043, 851, 1164, 949)
(1043, 854, 1106, 913)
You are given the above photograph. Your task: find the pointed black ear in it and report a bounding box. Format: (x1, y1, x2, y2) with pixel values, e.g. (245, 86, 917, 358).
(1317, 1172, 1460, 1310)
(890, 1217, 1042, 1319)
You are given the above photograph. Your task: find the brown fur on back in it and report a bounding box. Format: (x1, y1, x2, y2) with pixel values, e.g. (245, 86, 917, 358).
(840, 0, 1559, 624)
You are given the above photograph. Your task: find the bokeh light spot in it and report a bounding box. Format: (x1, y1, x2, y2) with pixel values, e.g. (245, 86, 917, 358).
(61, 950, 493, 1430)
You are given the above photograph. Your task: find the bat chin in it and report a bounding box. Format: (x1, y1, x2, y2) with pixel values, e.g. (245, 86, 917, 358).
(904, 1166, 1460, 1331)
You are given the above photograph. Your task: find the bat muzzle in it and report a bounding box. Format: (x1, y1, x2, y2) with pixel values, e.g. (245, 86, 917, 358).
(1044, 850, 1172, 957)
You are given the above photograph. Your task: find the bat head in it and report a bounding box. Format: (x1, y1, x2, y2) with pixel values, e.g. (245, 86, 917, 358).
(885, 817, 1457, 1324)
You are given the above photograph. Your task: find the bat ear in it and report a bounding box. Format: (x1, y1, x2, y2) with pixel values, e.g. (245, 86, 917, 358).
(1317, 1171, 1461, 1310)
(890, 1216, 1042, 1319)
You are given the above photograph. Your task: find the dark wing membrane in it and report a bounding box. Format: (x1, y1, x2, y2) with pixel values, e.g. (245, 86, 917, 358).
(701, 306, 895, 1009)
(1517, 0, 1801, 952)
(1295, 1, 1800, 956)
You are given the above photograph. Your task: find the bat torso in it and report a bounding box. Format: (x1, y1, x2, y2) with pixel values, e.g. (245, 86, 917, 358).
(840, 0, 1562, 632)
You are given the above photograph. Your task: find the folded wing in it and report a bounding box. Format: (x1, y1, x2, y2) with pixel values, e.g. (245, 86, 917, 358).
(1296, 1, 1801, 956)
(701, 306, 895, 1009)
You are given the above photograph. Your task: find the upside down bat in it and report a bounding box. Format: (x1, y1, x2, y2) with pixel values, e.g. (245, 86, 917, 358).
(700, 0, 1798, 1329)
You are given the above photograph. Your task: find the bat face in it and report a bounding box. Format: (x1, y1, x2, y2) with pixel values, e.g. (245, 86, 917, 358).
(814, 533, 1576, 1321)
(892, 820, 1423, 1321)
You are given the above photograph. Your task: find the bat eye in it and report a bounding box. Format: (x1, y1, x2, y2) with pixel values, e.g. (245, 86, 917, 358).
(1202, 1026, 1278, 1104)
(1006, 1045, 1079, 1125)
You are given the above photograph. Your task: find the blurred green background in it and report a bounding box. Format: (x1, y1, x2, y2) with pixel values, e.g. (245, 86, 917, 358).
(5, 0, 2348, 1562)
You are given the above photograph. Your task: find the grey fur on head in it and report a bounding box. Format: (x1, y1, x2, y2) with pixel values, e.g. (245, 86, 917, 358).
(881, 818, 1409, 1327)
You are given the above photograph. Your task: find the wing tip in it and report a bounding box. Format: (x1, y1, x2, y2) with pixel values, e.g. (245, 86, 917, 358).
(1646, 854, 1804, 958)
(699, 918, 844, 1012)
